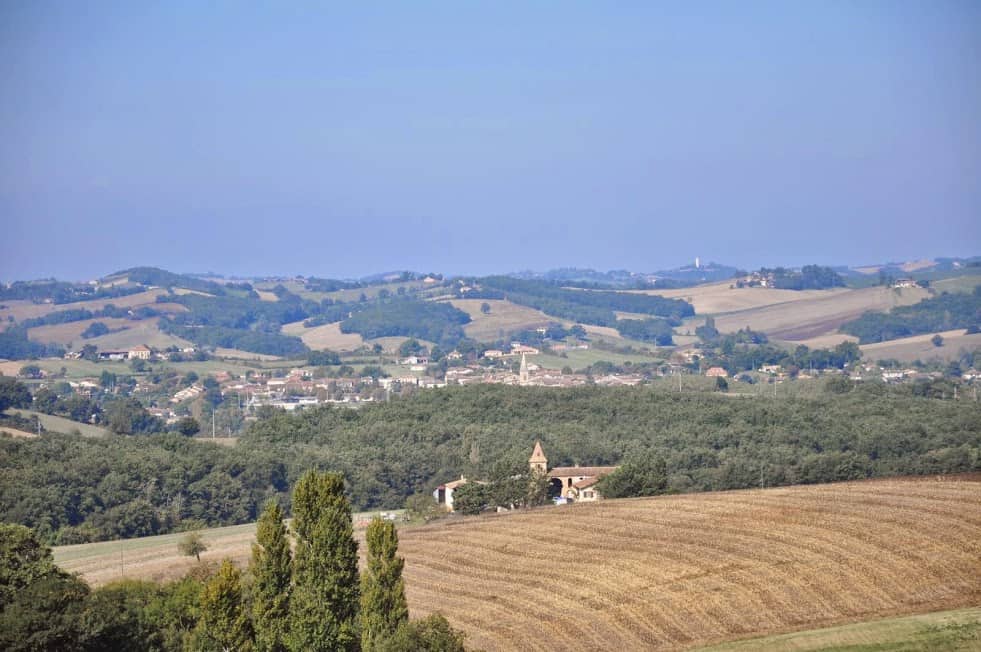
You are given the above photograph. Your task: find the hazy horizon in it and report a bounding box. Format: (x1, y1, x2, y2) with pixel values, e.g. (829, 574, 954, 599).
(2, 2, 979, 281)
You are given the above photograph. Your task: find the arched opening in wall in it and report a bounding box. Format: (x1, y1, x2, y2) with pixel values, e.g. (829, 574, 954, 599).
(548, 477, 564, 498)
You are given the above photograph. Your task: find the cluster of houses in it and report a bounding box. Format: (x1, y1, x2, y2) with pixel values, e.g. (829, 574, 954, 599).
(433, 442, 620, 512)
(66, 345, 194, 362)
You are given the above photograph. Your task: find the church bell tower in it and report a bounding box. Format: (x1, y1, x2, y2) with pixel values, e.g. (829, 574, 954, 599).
(529, 441, 548, 474)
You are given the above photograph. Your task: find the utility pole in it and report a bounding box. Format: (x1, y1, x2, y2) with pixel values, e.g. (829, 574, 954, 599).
(212, 410, 215, 440)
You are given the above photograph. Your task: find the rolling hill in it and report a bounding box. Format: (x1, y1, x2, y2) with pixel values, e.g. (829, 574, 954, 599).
(711, 286, 930, 341)
(54, 476, 981, 651)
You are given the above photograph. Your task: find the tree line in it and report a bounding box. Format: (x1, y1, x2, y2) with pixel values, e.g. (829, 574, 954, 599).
(841, 286, 981, 343)
(468, 276, 695, 325)
(4, 383, 978, 545)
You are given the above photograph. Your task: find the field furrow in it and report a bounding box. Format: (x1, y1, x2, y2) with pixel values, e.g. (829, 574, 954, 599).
(55, 477, 981, 651)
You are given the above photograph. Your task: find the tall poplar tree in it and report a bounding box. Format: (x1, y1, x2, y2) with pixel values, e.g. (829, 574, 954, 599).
(360, 518, 409, 651)
(250, 501, 291, 652)
(196, 559, 253, 651)
(288, 471, 360, 652)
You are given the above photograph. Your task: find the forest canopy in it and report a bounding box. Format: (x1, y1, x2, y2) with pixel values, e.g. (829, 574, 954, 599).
(2, 384, 978, 545)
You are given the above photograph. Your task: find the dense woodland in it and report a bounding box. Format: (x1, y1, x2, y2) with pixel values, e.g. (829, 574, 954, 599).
(841, 286, 981, 343)
(0, 327, 65, 360)
(2, 383, 979, 544)
(339, 299, 472, 344)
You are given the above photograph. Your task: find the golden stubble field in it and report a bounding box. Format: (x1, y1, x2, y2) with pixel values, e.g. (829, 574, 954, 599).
(56, 477, 981, 651)
(712, 286, 929, 340)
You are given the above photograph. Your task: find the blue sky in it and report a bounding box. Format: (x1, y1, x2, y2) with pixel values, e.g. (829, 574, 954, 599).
(1, 1, 979, 281)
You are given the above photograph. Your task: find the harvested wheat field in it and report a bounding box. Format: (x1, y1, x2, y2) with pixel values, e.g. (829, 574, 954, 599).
(398, 477, 981, 651)
(0, 288, 172, 324)
(55, 477, 981, 651)
(636, 282, 852, 315)
(281, 320, 365, 351)
(861, 329, 981, 363)
(450, 299, 555, 341)
(713, 286, 929, 340)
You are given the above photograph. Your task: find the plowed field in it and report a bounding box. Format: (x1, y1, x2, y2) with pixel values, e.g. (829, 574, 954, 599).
(398, 477, 980, 650)
(54, 477, 981, 651)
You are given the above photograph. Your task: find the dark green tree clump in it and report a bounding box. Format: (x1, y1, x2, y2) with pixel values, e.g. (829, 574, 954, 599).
(597, 453, 669, 499)
(0, 377, 33, 413)
(841, 286, 981, 343)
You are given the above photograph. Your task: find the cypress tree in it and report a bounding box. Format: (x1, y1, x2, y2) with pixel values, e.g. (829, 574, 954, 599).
(250, 501, 291, 652)
(196, 559, 253, 651)
(360, 518, 408, 651)
(288, 471, 360, 652)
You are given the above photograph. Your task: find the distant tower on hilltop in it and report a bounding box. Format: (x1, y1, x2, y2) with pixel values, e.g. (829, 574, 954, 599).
(529, 441, 548, 474)
(695, 256, 701, 269)
(519, 352, 529, 384)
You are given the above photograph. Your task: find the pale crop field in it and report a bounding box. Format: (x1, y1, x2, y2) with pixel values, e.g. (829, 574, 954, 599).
(712, 286, 929, 341)
(450, 299, 555, 342)
(11, 409, 109, 438)
(0, 289, 172, 324)
(932, 275, 981, 295)
(282, 320, 365, 351)
(860, 329, 981, 363)
(54, 477, 981, 651)
(396, 477, 980, 651)
(632, 282, 853, 315)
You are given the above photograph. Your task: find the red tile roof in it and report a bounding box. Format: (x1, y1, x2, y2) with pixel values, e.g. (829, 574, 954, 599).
(548, 466, 618, 478)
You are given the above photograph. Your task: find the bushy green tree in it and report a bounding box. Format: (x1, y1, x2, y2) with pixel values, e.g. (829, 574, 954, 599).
(179, 531, 208, 563)
(251, 501, 291, 652)
(597, 453, 668, 499)
(194, 559, 252, 651)
(451, 482, 489, 516)
(379, 614, 466, 652)
(360, 518, 409, 650)
(0, 523, 60, 609)
(288, 472, 360, 652)
(0, 377, 32, 412)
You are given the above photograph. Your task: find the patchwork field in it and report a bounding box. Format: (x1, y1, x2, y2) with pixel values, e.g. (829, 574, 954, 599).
(0, 289, 171, 324)
(29, 317, 193, 351)
(636, 282, 852, 315)
(282, 320, 365, 351)
(860, 329, 981, 363)
(713, 286, 929, 340)
(54, 477, 981, 651)
(449, 299, 555, 341)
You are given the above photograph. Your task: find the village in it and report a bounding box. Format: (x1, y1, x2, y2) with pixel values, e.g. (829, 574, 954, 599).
(9, 331, 977, 436)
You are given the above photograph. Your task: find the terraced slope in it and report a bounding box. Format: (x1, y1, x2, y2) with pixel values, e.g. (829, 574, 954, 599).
(398, 477, 980, 651)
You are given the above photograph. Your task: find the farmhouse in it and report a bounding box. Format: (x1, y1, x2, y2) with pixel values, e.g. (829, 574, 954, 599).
(128, 344, 152, 360)
(434, 442, 619, 511)
(433, 476, 471, 511)
(532, 442, 619, 503)
(705, 366, 729, 378)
